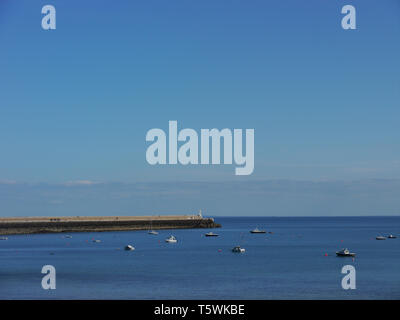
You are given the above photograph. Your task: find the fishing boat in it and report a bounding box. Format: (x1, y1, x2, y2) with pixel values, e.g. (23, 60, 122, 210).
(232, 246, 245, 253)
(165, 235, 177, 243)
(336, 248, 356, 257)
(250, 228, 266, 234)
(388, 234, 397, 239)
(124, 245, 135, 251)
(205, 232, 219, 237)
(376, 236, 386, 240)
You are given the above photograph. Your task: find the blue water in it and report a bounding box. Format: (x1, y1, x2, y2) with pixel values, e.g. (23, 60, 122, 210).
(0, 217, 399, 299)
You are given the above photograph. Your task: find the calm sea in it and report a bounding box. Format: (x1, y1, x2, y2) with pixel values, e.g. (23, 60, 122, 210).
(0, 216, 399, 299)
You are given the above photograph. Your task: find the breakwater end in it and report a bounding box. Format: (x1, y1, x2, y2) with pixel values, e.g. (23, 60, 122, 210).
(0, 215, 221, 235)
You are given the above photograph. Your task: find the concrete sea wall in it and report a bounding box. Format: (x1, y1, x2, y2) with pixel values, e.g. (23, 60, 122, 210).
(0, 215, 221, 235)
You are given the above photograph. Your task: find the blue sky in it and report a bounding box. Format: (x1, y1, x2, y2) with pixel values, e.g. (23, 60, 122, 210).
(1, 1, 399, 216)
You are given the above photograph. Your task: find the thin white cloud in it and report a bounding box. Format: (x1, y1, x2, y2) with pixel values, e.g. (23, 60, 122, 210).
(64, 180, 100, 186)
(0, 179, 17, 185)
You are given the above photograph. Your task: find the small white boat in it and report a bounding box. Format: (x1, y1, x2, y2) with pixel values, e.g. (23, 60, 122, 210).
(124, 245, 135, 251)
(232, 246, 245, 253)
(376, 236, 386, 240)
(165, 235, 177, 243)
(147, 220, 158, 235)
(336, 248, 356, 257)
(0, 237, 8, 240)
(64, 235, 72, 239)
(250, 228, 266, 234)
(93, 239, 101, 243)
(388, 234, 397, 239)
(205, 232, 219, 237)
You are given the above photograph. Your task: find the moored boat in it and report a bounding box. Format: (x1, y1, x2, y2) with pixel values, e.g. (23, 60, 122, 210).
(250, 228, 266, 234)
(388, 234, 397, 239)
(376, 236, 386, 240)
(336, 248, 356, 257)
(205, 232, 219, 237)
(165, 235, 177, 243)
(124, 245, 135, 251)
(148, 220, 158, 235)
(232, 246, 245, 253)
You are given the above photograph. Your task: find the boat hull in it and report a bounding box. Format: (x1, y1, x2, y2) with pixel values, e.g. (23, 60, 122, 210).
(336, 252, 356, 257)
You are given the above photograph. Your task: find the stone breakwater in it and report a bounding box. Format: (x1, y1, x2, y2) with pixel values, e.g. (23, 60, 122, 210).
(0, 215, 221, 235)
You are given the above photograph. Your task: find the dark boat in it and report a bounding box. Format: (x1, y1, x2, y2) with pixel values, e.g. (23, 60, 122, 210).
(336, 248, 356, 257)
(205, 232, 219, 237)
(250, 228, 266, 234)
(232, 246, 245, 253)
(388, 234, 397, 239)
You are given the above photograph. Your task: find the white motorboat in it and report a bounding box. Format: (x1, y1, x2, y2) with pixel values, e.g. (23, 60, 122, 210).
(376, 236, 386, 240)
(336, 248, 356, 257)
(165, 235, 177, 243)
(232, 246, 245, 253)
(124, 245, 135, 251)
(93, 239, 101, 243)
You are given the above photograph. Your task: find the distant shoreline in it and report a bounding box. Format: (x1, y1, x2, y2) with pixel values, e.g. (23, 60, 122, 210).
(0, 215, 221, 235)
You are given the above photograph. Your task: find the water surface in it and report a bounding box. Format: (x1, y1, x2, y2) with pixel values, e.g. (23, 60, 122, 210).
(0, 216, 399, 299)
